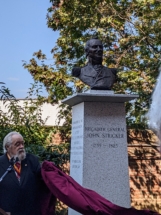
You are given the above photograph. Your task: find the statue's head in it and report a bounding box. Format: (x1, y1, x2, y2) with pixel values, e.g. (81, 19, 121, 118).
(85, 38, 103, 64)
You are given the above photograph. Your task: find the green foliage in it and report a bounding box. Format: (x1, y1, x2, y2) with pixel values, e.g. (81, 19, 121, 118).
(39, 143, 70, 167)
(0, 82, 15, 100)
(0, 82, 48, 153)
(0, 82, 69, 168)
(31, 0, 161, 129)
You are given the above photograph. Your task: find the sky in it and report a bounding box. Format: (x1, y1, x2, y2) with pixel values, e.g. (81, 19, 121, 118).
(0, 1, 59, 98)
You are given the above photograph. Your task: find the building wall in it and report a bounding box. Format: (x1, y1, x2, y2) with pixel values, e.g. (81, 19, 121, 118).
(0, 100, 62, 126)
(128, 130, 161, 213)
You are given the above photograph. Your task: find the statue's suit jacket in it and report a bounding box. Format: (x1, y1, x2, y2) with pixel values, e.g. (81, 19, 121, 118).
(0, 153, 43, 215)
(79, 64, 117, 90)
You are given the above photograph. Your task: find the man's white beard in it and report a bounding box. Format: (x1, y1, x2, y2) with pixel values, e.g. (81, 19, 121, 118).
(15, 149, 26, 161)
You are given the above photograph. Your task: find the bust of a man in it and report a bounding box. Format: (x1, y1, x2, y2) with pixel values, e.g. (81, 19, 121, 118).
(72, 38, 117, 90)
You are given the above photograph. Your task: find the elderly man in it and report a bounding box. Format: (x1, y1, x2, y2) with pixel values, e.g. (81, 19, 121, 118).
(0, 131, 42, 215)
(72, 38, 117, 90)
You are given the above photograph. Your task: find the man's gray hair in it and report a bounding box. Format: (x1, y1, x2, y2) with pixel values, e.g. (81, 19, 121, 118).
(3, 131, 23, 153)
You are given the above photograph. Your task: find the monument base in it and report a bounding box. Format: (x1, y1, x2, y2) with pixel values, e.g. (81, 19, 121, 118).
(62, 91, 138, 215)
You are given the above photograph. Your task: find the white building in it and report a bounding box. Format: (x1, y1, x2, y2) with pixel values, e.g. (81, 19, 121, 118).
(0, 99, 61, 126)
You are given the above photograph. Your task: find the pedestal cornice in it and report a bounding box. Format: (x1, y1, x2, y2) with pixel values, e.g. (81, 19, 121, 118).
(62, 93, 139, 106)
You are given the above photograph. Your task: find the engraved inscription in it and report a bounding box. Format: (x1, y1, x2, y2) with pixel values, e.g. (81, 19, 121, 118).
(71, 159, 81, 168)
(102, 133, 124, 138)
(87, 133, 100, 138)
(71, 119, 83, 168)
(85, 126, 126, 149)
(109, 143, 118, 148)
(85, 127, 125, 139)
(91, 143, 118, 148)
(72, 164, 80, 168)
(85, 127, 125, 132)
(71, 124, 126, 154)
(92, 143, 102, 147)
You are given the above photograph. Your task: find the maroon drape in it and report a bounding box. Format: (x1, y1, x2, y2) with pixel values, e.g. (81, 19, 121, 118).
(41, 161, 160, 215)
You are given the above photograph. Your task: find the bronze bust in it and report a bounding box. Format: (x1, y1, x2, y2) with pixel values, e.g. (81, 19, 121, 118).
(72, 38, 117, 90)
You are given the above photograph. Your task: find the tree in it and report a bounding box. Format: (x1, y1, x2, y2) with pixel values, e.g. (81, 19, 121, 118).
(23, 0, 161, 129)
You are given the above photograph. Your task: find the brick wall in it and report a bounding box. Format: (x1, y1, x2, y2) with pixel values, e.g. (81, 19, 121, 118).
(128, 129, 161, 213)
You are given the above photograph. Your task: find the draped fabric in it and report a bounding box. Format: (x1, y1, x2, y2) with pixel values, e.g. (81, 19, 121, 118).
(41, 161, 160, 215)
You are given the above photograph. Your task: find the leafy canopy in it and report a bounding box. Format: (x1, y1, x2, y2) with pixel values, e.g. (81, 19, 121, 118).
(24, 0, 161, 129)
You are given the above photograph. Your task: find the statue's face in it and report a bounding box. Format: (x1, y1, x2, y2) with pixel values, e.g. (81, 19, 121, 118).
(88, 39, 103, 61)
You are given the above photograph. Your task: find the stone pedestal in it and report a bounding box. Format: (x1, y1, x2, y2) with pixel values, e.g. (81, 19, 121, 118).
(62, 91, 138, 215)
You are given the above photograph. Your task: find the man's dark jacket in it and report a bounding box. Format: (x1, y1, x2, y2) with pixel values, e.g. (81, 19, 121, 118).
(0, 153, 54, 215)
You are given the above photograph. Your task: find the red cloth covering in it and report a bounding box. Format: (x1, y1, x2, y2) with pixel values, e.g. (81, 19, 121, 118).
(41, 161, 160, 215)
(38, 179, 56, 215)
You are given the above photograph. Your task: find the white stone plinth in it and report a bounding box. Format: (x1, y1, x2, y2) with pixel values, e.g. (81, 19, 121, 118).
(62, 92, 138, 215)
